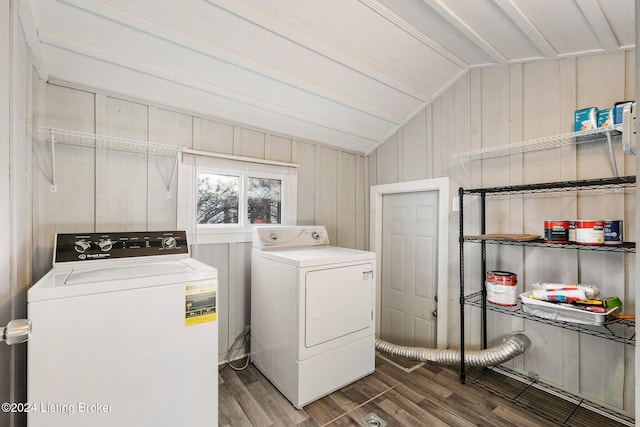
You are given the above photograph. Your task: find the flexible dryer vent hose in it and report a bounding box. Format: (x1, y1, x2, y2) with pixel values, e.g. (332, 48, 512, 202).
(375, 334, 530, 367)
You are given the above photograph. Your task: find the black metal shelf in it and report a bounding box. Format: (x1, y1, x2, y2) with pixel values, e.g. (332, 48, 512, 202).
(466, 364, 635, 426)
(462, 175, 635, 196)
(463, 238, 636, 253)
(458, 175, 637, 390)
(464, 291, 635, 346)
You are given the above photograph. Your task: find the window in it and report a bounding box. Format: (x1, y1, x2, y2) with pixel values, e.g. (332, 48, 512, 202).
(247, 177, 281, 224)
(178, 154, 297, 244)
(197, 173, 239, 224)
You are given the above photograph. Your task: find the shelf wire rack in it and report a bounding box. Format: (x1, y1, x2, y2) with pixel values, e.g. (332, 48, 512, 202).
(453, 125, 623, 161)
(38, 126, 182, 195)
(38, 126, 183, 157)
(464, 291, 635, 346)
(463, 238, 635, 253)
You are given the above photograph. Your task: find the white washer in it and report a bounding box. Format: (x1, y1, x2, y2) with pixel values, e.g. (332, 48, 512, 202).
(250, 226, 376, 408)
(27, 231, 218, 427)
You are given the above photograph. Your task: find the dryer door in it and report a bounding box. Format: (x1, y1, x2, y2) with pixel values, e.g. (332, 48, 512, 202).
(305, 263, 374, 348)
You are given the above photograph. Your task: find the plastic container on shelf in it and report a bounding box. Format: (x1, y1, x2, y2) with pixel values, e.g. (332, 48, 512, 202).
(520, 291, 619, 325)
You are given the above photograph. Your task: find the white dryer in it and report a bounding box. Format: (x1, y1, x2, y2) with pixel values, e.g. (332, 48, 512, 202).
(250, 226, 376, 408)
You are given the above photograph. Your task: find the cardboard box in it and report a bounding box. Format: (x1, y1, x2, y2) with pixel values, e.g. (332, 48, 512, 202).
(598, 108, 613, 128)
(574, 107, 598, 131)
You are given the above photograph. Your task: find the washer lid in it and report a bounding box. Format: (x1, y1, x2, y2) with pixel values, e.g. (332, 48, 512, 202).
(28, 258, 217, 302)
(252, 246, 375, 268)
(64, 261, 194, 285)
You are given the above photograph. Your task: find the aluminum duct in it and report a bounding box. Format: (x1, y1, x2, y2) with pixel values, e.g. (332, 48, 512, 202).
(375, 334, 530, 367)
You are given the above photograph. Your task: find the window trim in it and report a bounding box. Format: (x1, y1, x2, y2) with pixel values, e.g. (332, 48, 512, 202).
(177, 153, 297, 245)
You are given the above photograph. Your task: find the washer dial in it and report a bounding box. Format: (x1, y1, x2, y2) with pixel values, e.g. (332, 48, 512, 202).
(98, 239, 113, 252)
(74, 240, 91, 253)
(162, 236, 177, 249)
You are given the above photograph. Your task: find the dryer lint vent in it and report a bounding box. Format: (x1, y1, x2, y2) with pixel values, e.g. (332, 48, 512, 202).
(361, 412, 386, 427)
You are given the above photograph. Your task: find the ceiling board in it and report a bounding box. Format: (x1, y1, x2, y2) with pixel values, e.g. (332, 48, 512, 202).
(21, 0, 635, 154)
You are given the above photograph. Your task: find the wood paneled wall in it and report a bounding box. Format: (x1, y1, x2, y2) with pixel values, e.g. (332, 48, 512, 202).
(1, 2, 33, 426)
(368, 51, 636, 416)
(31, 82, 368, 364)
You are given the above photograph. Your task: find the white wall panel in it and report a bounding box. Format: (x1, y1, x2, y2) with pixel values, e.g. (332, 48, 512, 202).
(338, 152, 357, 248)
(317, 147, 338, 243)
(400, 109, 428, 182)
(296, 141, 316, 225)
(148, 107, 192, 230)
(1, 3, 13, 425)
(194, 118, 234, 154)
(265, 134, 292, 163)
(367, 150, 377, 187)
(95, 96, 148, 231)
(2, 3, 34, 425)
(576, 53, 626, 180)
(35, 83, 96, 273)
(376, 133, 398, 185)
(231, 242, 252, 356)
(234, 127, 265, 159)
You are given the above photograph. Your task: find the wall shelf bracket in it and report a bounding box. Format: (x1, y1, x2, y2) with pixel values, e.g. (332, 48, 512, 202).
(605, 130, 619, 177)
(166, 151, 181, 198)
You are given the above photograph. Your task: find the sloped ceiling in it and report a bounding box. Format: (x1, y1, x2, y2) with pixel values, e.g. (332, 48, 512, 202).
(19, 0, 635, 153)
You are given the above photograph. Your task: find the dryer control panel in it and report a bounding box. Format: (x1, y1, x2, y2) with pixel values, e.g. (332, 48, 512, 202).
(54, 230, 189, 263)
(253, 226, 329, 250)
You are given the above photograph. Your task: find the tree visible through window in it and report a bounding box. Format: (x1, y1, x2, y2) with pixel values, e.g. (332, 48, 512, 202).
(197, 173, 239, 224)
(248, 177, 281, 224)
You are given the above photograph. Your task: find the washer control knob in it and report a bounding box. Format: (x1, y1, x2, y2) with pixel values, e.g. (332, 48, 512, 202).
(162, 236, 177, 249)
(311, 231, 321, 240)
(74, 239, 91, 253)
(98, 239, 113, 252)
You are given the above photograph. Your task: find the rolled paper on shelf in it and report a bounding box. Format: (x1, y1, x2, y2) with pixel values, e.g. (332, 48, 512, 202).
(533, 283, 599, 299)
(531, 289, 587, 303)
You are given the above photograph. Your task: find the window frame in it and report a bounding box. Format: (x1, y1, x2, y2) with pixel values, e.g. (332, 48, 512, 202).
(178, 154, 297, 244)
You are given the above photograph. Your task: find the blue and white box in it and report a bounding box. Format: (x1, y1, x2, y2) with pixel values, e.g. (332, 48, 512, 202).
(598, 108, 614, 128)
(574, 107, 598, 132)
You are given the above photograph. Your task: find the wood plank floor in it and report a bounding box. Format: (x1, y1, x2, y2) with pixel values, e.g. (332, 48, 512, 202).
(218, 354, 632, 426)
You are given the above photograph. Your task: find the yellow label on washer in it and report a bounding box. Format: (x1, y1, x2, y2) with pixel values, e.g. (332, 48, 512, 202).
(185, 280, 217, 326)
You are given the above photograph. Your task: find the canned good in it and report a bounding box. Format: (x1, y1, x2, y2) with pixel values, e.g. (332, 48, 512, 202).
(604, 220, 623, 245)
(575, 220, 605, 245)
(544, 220, 569, 243)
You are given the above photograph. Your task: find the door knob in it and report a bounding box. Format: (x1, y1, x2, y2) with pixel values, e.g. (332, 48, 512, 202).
(1, 319, 31, 345)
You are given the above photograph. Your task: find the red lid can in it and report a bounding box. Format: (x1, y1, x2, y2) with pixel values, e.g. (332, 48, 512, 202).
(486, 271, 517, 286)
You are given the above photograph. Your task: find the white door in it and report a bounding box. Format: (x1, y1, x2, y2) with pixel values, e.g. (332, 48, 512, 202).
(381, 191, 438, 347)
